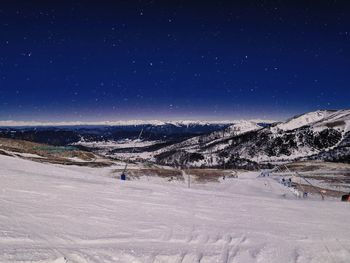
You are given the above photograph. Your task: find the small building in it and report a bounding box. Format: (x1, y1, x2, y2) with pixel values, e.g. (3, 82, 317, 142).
(341, 194, 350, 202)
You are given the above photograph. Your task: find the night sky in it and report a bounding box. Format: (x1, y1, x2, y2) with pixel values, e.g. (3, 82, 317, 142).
(0, 1, 349, 122)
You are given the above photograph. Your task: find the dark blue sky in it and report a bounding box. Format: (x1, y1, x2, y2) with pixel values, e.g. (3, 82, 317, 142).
(0, 1, 349, 121)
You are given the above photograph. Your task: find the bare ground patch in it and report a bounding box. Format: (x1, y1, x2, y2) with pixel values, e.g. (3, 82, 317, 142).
(0, 137, 113, 167)
(186, 168, 242, 183)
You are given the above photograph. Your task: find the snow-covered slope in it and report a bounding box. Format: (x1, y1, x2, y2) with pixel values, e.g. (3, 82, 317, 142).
(275, 109, 350, 132)
(312, 109, 350, 133)
(0, 154, 349, 262)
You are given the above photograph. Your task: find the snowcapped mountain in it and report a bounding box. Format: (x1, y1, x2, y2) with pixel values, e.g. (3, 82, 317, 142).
(155, 109, 350, 169)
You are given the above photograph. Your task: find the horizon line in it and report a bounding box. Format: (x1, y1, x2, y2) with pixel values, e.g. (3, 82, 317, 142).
(0, 118, 279, 127)
(0, 108, 345, 127)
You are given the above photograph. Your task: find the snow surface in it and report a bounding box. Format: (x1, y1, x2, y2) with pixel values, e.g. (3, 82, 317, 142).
(0, 155, 350, 263)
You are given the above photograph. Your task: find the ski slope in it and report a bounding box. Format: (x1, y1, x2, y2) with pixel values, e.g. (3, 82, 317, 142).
(0, 154, 349, 263)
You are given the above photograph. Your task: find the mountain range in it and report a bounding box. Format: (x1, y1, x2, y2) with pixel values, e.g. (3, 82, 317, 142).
(1, 109, 349, 169)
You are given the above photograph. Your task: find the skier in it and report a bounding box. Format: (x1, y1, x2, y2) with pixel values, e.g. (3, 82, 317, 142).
(121, 173, 126, 180)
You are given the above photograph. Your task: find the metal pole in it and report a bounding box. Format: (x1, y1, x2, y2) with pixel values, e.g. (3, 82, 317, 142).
(185, 153, 190, 188)
(283, 164, 324, 200)
(121, 128, 144, 177)
(188, 173, 190, 188)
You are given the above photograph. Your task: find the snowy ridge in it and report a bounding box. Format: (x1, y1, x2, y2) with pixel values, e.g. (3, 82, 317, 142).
(312, 109, 350, 132)
(275, 110, 335, 131)
(274, 109, 350, 132)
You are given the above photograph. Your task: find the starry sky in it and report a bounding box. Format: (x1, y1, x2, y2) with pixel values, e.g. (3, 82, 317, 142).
(0, 1, 349, 122)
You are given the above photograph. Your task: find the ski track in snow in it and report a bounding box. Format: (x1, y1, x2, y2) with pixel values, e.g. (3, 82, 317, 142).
(0, 155, 349, 263)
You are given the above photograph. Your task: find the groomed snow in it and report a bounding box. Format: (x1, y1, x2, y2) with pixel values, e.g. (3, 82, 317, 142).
(0, 155, 349, 263)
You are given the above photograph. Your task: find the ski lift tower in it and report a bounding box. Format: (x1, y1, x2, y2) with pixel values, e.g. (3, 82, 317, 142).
(182, 152, 191, 188)
(120, 128, 144, 181)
